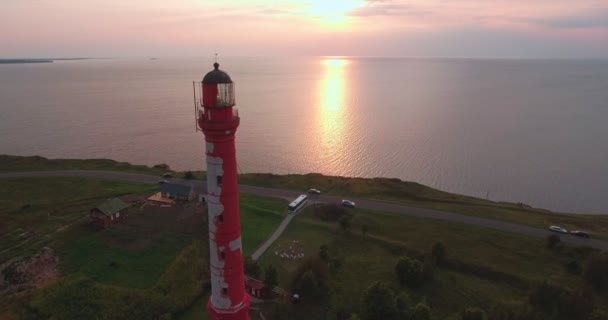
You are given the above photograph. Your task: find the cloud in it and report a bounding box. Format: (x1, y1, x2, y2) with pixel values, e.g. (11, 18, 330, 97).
(350, 3, 432, 17)
(530, 9, 608, 29)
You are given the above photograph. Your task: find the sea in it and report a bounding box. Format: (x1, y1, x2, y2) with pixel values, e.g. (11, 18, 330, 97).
(1, 57, 607, 214)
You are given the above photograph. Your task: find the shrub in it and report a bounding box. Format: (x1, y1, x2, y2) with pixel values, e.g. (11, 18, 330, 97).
(339, 215, 351, 232)
(395, 257, 424, 288)
(462, 307, 487, 320)
(244, 256, 261, 278)
(291, 256, 330, 303)
(584, 252, 608, 292)
(264, 265, 278, 294)
(546, 234, 561, 249)
(529, 281, 564, 314)
(360, 281, 398, 320)
(431, 242, 447, 265)
(361, 224, 368, 235)
(183, 171, 194, 179)
(316, 203, 349, 221)
(411, 303, 432, 320)
(565, 259, 582, 275)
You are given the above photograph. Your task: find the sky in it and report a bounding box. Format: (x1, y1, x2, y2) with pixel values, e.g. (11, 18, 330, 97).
(1, 0, 608, 59)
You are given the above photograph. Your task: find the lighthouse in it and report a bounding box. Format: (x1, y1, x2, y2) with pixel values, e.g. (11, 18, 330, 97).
(196, 62, 250, 320)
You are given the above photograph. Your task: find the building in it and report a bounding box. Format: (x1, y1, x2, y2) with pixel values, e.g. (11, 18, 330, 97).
(195, 62, 251, 320)
(90, 198, 130, 227)
(244, 277, 266, 299)
(160, 183, 194, 201)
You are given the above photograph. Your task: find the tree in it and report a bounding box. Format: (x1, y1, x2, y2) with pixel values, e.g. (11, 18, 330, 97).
(590, 310, 608, 320)
(546, 234, 561, 249)
(462, 307, 487, 320)
(244, 257, 261, 278)
(395, 257, 424, 288)
(319, 245, 330, 262)
(360, 281, 397, 320)
(528, 281, 564, 314)
(584, 252, 608, 292)
(183, 171, 194, 179)
(361, 224, 368, 236)
(264, 265, 278, 294)
(431, 242, 447, 265)
(339, 215, 351, 232)
(411, 302, 432, 320)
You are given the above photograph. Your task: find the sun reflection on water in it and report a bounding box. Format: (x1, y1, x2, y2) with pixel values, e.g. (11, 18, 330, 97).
(317, 58, 350, 173)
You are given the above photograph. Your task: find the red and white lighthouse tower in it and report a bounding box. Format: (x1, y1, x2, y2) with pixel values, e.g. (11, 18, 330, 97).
(196, 62, 250, 320)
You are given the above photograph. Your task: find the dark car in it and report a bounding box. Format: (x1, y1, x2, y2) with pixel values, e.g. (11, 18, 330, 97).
(158, 179, 169, 184)
(162, 173, 173, 178)
(570, 230, 590, 238)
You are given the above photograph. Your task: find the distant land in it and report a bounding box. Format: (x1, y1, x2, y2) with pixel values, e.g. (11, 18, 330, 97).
(0, 58, 90, 64)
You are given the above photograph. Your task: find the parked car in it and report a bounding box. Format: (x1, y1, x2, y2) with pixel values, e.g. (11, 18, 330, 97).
(162, 173, 173, 178)
(549, 225, 568, 234)
(158, 179, 169, 184)
(308, 188, 321, 195)
(341, 200, 356, 208)
(570, 230, 590, 238)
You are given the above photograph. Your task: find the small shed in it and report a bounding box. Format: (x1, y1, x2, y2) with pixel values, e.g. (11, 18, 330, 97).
(90, 198, 130, 227)
(160, 183, 194, 201)
(245, 276, 266, 298)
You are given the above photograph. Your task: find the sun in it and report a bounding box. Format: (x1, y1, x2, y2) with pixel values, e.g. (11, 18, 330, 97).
(304, 0, 364, 24)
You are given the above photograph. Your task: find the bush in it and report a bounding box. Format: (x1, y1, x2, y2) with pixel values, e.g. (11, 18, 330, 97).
(462, 307, 487, 320)
(264, 265, 278, 294)
(431, 242, 447, 265)
(339, 215, 351, 232)
(590, 310, 608, 320)
(395, 257, 424, 288)
(316, 203, 349, 221)
(183, 171, 194, 179)
(291, 256, 330, 303)
(361, 224, 368, 235)
(565, 259, 582, 275)
(584, 252, 608, 292)
(244, 256, 261, 278)
(411, 303, 432, 320)
(546, 234, 561, 249)
(529, 281, 564, 314)
(360, 281, 398, 320)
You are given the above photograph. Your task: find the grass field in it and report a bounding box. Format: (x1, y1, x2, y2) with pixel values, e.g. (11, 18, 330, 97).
(240, 193, 288, 255)
(0, 177, 157, 263)
(0, 176, 286, 319)
(0, 154, 169, 175)
(257, 204, 605, 318)
(239, 173, 608, 239)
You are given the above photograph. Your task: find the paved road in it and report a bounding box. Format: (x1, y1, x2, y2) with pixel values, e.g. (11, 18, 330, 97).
(2, 170, 608, 251)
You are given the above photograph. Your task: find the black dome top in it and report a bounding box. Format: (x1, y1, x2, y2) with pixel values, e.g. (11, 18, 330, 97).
(202, 62, 232, 84)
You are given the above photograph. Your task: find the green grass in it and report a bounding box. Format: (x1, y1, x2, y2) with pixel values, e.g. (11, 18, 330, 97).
(240, 193, 288, 255)
(258, 205, 597, 318)
(0, 177, 156, 263)
(0, 154, 169, 175)
(60, 232, 191, 288)
(239, 173, 608, 239)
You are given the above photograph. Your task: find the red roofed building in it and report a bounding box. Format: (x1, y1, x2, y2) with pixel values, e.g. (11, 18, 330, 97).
(244, 276, 266, 298)
(90, 198, 130, 227)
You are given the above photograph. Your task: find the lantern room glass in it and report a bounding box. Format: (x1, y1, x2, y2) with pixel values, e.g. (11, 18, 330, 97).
(216, 83, 235, 107)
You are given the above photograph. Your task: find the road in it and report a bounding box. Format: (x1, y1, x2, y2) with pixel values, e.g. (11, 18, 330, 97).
(2, 170, 608, 251)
